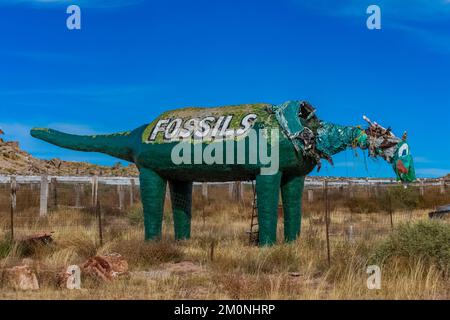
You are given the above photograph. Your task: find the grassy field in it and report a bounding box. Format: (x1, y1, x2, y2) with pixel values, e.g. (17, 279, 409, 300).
(0, 183, 449, 300)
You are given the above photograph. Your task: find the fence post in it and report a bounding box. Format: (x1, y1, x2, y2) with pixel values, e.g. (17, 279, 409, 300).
(91, 176, 98, 207)
(307, 189, 314, 203)
(388, 189, 394, 230)
(130, 179, 135, 207)
(40, 175, 49, 217)
(51, 177, 58, 209)
(75, 183, 82, 208)
(96, 200, 103, 247)
(440, 178, 445, 194)
(202, 182, 208, 199)
(420, 179, 425, 196)
(348, 181, 354, 199)
(228, 183, 233, 198)
(233, 181, 243, 204)
(366, 178, 370, 198)
(10, 177, 17, 242)
(323, 180, 331, 267)
(117, 184, 124, 210)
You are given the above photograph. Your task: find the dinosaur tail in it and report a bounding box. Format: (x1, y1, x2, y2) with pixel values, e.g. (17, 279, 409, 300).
(30, 128, 135, 163)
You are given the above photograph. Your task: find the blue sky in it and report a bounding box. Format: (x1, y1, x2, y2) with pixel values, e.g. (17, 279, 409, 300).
(0, 0, 449, 178)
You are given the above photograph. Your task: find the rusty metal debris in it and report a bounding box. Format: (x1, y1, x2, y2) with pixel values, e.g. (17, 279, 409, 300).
(363, 115, 401, 162)
(429, 204, 450, 219)
(2, 265, 39, 291)
(81, 253, 129, 281)
(19, 232, 54, 247)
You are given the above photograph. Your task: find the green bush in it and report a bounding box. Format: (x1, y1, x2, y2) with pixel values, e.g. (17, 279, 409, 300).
(127, 206, 144, 226)
(373, 221, 450, 271)
(0, 239, 12, 259)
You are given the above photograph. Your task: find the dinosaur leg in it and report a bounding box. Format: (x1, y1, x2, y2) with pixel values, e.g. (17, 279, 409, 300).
(139, 168, 167, 241)
(169, 180, 193, 240)
(281, 175, 305, 243)
(256, 172, 282, 246)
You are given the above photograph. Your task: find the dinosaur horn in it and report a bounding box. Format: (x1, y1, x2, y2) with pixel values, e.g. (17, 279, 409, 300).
(30, 128, 135, 162)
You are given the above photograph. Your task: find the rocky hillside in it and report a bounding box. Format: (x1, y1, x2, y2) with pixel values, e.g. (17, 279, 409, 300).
(0, 134, 138, 176)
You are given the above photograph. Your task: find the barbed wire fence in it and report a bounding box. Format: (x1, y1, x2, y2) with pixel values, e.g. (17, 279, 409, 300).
(0, 176, 449, 263)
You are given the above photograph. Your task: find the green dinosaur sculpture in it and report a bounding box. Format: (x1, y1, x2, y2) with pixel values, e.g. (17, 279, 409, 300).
(30, 100, 415, 246)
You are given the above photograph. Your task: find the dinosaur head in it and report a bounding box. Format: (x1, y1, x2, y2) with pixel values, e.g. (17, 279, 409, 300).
(391, 139, 416, 183)
(362, 116, 416, 183)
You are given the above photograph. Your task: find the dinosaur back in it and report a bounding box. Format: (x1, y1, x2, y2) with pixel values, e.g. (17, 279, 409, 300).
(142, 103, 277, 144)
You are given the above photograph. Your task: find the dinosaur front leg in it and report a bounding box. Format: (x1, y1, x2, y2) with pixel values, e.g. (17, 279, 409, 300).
(169, 180, 193, 240)
(256, 172, 282, 246)
(139, 168, 167, 240)
(281, 175, 305, 243)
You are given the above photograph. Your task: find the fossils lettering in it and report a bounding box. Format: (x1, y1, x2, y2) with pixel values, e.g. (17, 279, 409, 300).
(148, 114, 258, 142)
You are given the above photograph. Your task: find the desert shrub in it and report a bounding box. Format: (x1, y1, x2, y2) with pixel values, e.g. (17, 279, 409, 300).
(108, 240, 183, 269)
(0, 238, 12, 259)
(127, 206, 144, 226)
(372, 221, 450, 272)
(346, 196, 379, 213)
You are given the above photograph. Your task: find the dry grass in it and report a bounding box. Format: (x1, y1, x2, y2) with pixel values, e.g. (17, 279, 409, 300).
(0, 184, 449, 300)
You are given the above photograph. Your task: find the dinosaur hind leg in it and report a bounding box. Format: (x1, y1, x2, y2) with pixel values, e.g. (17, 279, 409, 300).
(139, 168, 167, 240)
(256, 172, 282, 246)
(169, 180, 193, 240)
(281, 175, 305, 243)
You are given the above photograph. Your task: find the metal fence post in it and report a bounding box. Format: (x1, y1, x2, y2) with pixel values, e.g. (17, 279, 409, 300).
(324, 180, 331, 267)
(10, 177, 17, 242)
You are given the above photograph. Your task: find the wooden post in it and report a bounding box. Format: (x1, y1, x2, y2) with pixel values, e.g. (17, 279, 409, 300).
(366, 178, 370, 198)
(10, 177, 17, 242)
(96, 200, 103, 247)
(51, 177, 58, 209)
(420, 179, 425, 196)
(440, 178, 445, 194)
(388, 190, 394, 230)
(75, 183, 82, 208)
(348, 181, 354, 199)
(202, 182, 208, 199)
(40, 175, 49, 217)
(233, 181, 243, 203)
(130, 179, 135, 207)
(228, 183, 233, 198)
(324, 180, 331, 267)
(117, 184, 125, 210)
(91, 176, 98, 207)
(210, 240, 216, 262)
(308, 189, 314, 203)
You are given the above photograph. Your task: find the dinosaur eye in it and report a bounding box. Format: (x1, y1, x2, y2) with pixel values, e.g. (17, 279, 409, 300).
(398, 143, 409, 157)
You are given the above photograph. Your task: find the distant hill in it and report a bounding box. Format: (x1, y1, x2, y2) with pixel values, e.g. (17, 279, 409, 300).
(0, 134, 138, 177)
